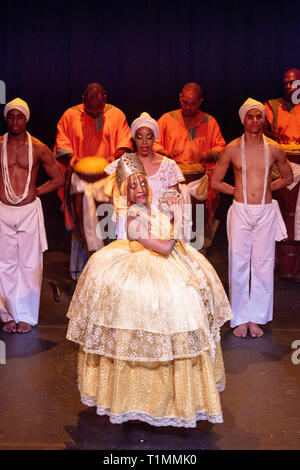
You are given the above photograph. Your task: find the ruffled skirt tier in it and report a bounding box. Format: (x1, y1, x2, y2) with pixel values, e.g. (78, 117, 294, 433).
(67, 239, 232, 426)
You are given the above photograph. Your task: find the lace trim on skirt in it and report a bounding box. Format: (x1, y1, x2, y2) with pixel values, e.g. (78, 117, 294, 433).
(67, 322, 221, 362)
(81, 396, 223, 427)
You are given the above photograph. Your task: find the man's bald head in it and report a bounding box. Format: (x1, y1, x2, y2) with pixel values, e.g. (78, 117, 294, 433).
(284, 68, 300, 79)
(83, 82, 106, 98)
(181, 82, 203, 100)
(283, 68, 300, 104)
(180, 82, 203, 118)
(82, 82, 106, 118)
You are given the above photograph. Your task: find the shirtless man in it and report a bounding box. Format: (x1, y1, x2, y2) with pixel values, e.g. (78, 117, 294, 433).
(0, 98, 64, 333)
(211, 98, 293, 338)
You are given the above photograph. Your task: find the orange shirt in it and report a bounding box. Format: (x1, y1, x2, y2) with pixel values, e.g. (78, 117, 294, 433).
(264, 98, 300, 141)
(153, 109, 225, 163)
(54, 103, 132, 160)
(153, 109, 225, 232)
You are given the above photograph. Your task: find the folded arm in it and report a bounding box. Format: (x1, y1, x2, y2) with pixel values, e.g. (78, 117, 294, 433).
(127, 215, 176, 256)
(210, 145, 235, 195)
(271, 146, 294, 191)
(36, 143, 65, 196)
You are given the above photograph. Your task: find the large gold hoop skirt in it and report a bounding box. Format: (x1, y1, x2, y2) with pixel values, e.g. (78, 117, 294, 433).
(67, 235, 232, 427)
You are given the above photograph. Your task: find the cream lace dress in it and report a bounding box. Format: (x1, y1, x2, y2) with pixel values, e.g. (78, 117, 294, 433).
(66, 209, 232, 427)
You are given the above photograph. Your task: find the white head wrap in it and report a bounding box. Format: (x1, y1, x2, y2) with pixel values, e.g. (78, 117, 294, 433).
(130, 112, 159, 140)
(239, 98, 265, 124)
(4, 98, 30, 122)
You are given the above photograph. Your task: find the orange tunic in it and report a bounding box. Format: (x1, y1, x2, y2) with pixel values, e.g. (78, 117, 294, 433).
(264, 98, 300, 141)
(264, 98, 300, 245)
(54, 103, 132, 161)
(54, 103, 132, 229)
(153, 109, 225, 230)
(153, 109, 225, 164)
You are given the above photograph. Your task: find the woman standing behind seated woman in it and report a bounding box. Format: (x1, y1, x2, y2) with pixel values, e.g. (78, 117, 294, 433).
(66, 153, 232, 427)
(105, 112, 185, 238)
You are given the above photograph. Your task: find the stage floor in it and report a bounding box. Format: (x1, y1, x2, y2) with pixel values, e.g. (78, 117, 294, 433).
(0, 223, 299, 451)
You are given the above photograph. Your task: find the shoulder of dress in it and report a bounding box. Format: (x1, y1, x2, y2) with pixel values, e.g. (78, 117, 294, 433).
(161, 156, 175, 169)
(164, 157, 178, 167)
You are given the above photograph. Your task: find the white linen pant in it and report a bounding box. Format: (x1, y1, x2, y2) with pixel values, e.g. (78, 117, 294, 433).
(69, 173, 109, 280)
(227, 200, 287, 328)
(0, 199, 47, 326)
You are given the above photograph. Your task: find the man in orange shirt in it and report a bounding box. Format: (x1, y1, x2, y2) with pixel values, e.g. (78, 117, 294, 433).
(153, 82, 225, 248)
(264, 68, 300, 144)
(54, 82, 132, 279)
(264, 69, 300, 280)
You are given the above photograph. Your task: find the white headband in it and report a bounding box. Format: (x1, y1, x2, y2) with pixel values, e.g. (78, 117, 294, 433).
(130, 112, 159, 140)
(4, 98, 30, 122)
(239, 98, 265, 124)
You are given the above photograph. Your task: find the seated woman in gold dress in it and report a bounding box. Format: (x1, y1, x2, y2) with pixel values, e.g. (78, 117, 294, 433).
(66, 153, 232, 428)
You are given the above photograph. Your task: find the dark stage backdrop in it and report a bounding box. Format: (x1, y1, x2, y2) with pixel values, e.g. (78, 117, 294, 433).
(1, 0, 300, 249)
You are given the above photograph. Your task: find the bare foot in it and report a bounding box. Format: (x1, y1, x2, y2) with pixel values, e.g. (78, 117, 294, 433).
(17, 322, 32, 334)
(232, 323, 248, 338)
(2, 320, 17, 333)
(248, 322, 264, 338)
